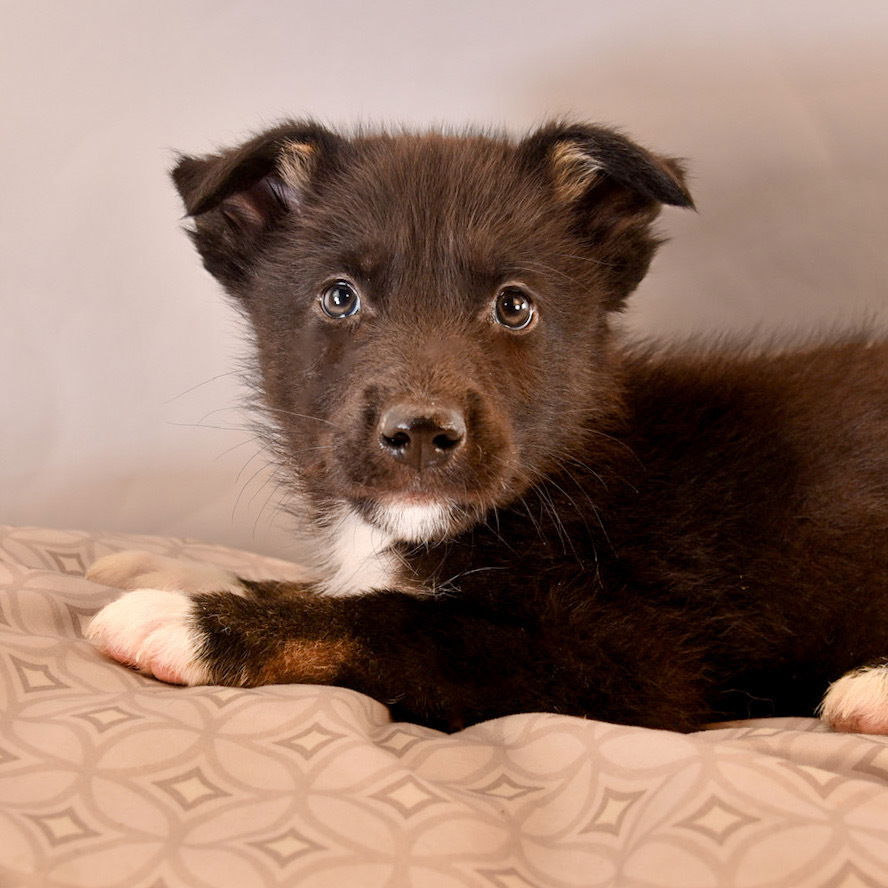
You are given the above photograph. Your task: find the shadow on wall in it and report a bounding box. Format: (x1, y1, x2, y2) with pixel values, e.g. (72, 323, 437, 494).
(505, 33, 888, 338)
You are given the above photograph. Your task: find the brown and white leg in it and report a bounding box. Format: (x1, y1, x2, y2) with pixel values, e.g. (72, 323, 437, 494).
(819, 664, 888, 733)
(85, 550, 247, 685)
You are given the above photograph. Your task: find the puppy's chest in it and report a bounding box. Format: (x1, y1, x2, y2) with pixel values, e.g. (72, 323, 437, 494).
(316, 502, 608, 599)
(314, 511, 477, 598)
(315, 509, 402, 597)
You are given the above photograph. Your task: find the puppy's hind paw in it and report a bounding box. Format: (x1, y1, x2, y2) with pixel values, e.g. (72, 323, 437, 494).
(87, 588, 211, 686)
(87, 550, 245, 596)
(819, 665, 888, 734)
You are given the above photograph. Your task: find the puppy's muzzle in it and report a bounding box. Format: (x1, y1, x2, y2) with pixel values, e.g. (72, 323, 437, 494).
(378, 402, 466, 471)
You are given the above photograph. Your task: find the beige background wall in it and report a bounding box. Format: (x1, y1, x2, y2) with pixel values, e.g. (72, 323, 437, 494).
(2, 0, 887, 558)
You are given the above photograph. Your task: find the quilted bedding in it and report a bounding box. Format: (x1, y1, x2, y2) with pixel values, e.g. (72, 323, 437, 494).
(2, 525, 887, 888)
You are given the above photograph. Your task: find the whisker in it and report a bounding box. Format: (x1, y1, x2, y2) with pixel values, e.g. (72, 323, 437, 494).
(214, 435, 264, 463)
(252, 476, 285, 541)
(516, 493, 547, 548)
(535, 484, 575, 558)
(232, 455, 276, 521)
(164, 371, 242, 404)
(166, 420, 250, 433)
(261, 405, 341, 429)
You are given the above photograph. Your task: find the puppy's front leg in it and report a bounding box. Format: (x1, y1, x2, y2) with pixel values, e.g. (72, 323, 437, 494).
(87, 582, 547, 729)
(88, 580, 707, 730)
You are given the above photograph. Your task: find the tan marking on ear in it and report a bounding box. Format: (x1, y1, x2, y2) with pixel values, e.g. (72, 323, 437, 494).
(278, 141, 317, 189)
(258, 637, 357, 684)
(550, 141, 602, 202)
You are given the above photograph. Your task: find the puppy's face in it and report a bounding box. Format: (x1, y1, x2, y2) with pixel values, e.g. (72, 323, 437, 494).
(173, 123, 691, 541)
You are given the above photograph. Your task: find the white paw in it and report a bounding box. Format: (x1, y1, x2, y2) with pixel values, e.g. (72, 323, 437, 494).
(819, 665, 888, 733)
(87, 550, 245, 596)
(86, 588, 210, 685)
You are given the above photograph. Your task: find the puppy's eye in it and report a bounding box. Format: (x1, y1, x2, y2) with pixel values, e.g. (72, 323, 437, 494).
(494, 286, 535, 331)
(320, 280, 361, 319)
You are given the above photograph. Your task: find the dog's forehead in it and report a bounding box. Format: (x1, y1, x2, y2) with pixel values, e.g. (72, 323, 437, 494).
(308, 134, 563, 277)
(351, 132, 522, 193)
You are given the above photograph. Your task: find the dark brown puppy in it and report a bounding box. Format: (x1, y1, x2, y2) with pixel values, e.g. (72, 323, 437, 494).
(88, 122, 888, 733)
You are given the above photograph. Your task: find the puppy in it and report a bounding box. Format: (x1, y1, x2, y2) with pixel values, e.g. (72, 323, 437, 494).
(87, 121, 888, 733)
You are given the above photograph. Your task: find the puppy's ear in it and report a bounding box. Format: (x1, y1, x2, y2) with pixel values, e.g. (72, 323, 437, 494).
(171, 121, 343, 291)
(521, 123, 693, 307)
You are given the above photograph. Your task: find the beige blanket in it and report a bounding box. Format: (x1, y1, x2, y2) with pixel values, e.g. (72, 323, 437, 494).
(2, 525, 886, 887)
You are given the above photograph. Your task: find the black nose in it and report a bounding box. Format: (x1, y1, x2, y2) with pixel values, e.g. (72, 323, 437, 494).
(378, 402, 466, 470)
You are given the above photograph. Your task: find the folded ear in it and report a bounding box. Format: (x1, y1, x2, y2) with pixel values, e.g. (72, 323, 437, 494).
(171, 121, 343, 291)
(520, 122, 694, 307)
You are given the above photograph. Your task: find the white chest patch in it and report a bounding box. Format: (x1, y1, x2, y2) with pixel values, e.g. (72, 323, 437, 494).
(373, 503, 450, 543)
(371, 501, 452, 543)
(317, 507, 399, 597)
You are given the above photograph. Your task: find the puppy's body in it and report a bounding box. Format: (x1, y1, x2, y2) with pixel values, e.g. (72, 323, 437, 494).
(88, 122, 888, 732)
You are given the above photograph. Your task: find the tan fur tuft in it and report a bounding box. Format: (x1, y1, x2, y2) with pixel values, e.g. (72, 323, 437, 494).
(278, 141, 317, 189)
(258, 637, 357, 684)
(549, 141, 602, 202)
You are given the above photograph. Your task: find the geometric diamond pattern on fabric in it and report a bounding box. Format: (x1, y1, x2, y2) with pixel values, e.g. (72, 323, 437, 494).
(472, 773, 540, 801)
(154, 767, 229, 810)
(9, 655, 69, 693)
(583, 786, 646, 835)
(370, 775, 444, 817)
(26, 807, 99, 847)
(275, 724, 343, 758)
(249, 828, 325, 866)
(74, 706, 141, 733)
(3, 525, 888, 887)
(676, 796, 759, 843)
(778, 761, 848, 800)
(47, 549, 88, 576)
(376, 728, 426, 756)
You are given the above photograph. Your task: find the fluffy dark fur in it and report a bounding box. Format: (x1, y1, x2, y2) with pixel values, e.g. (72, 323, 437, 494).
(163, 121, 888, 732)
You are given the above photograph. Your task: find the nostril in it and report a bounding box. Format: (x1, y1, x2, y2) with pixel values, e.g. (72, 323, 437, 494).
(432, 429, 462, 451)
(383, 430, 411, 450)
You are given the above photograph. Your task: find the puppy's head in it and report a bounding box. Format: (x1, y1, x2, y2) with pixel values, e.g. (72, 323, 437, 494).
(172, 121, 692, 542)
